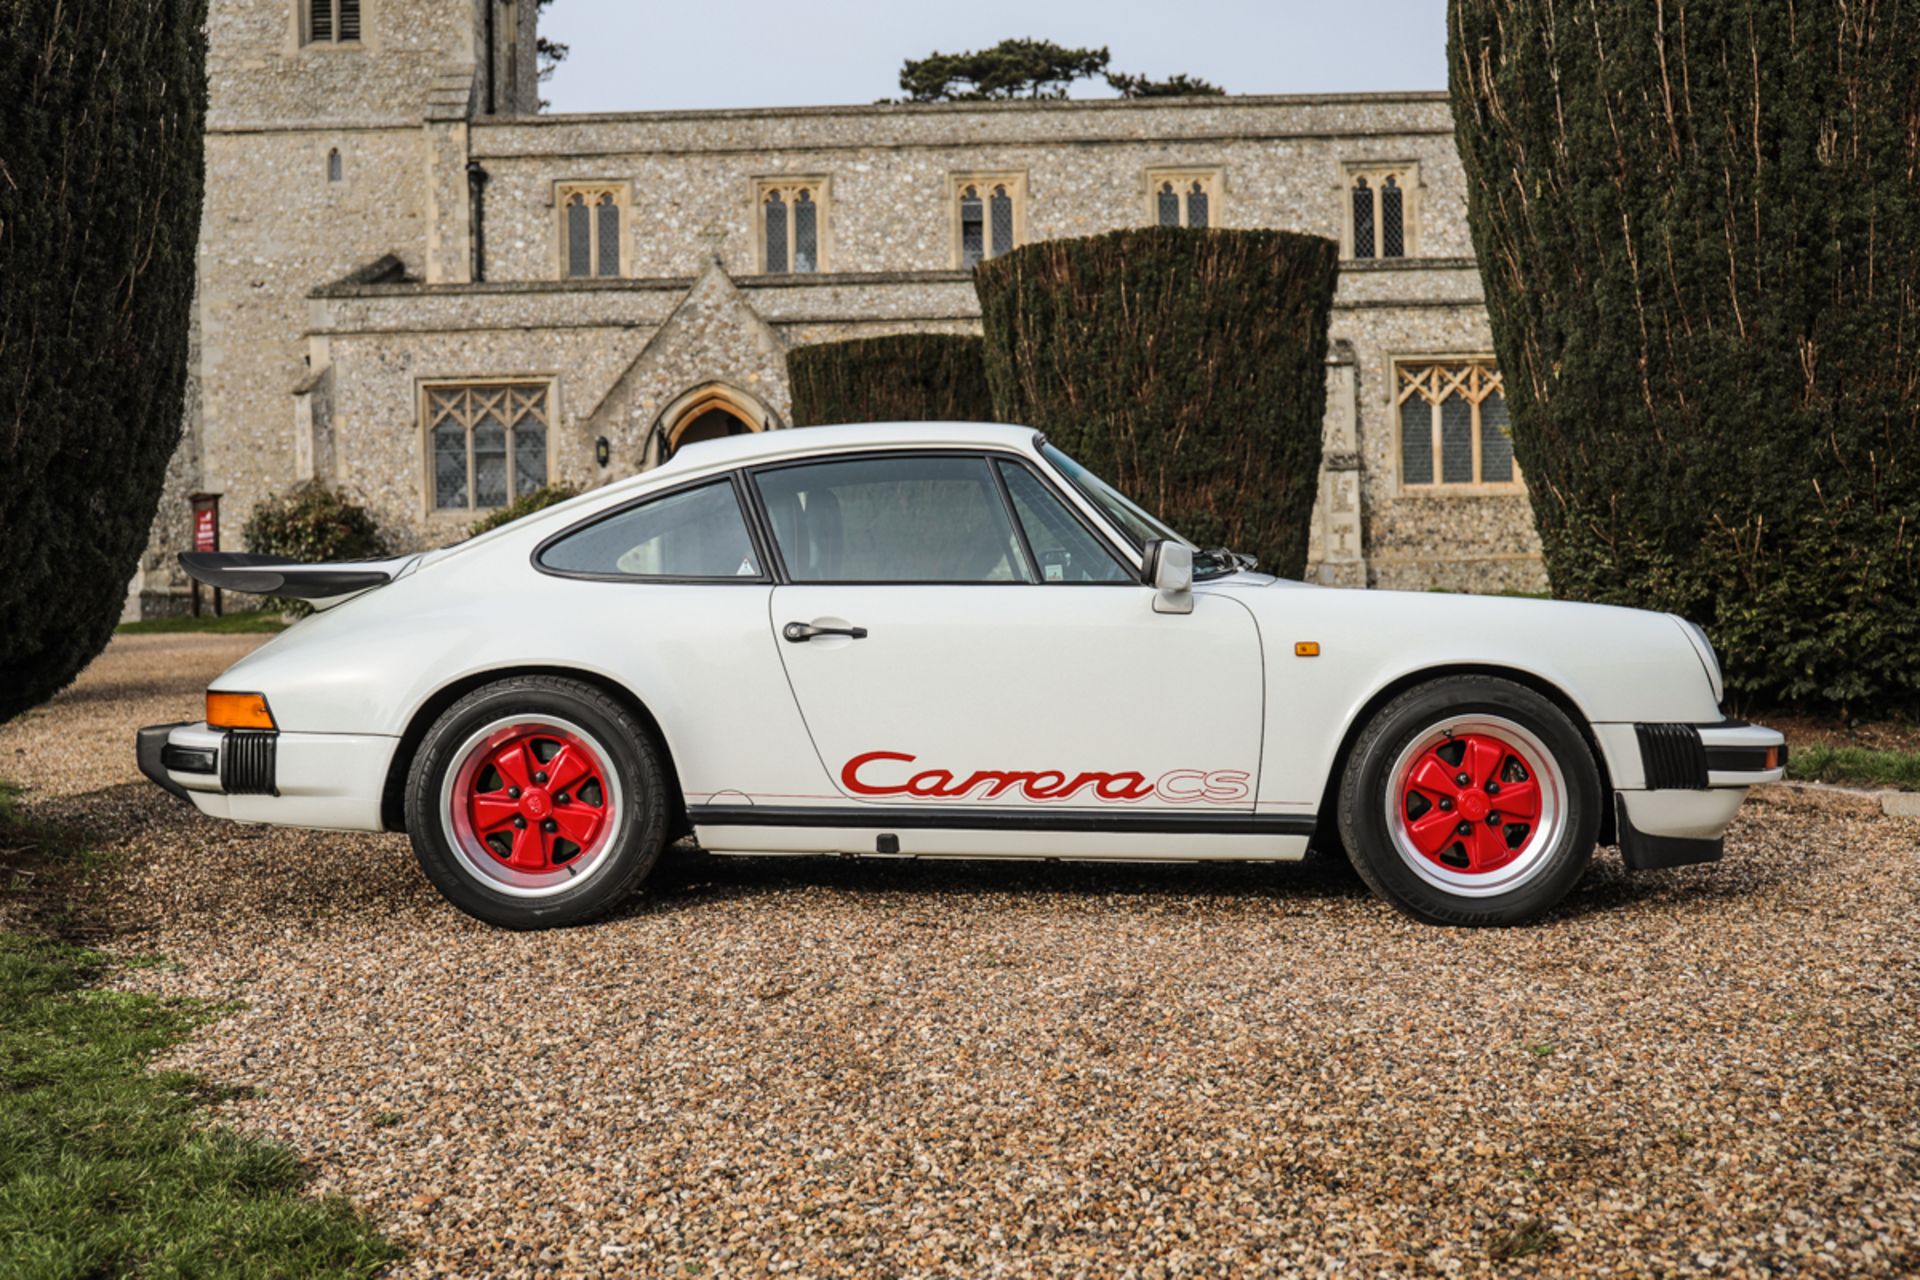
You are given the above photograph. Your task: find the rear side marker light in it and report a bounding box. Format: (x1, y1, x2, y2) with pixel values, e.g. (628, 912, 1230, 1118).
(207, 691, 276, 731)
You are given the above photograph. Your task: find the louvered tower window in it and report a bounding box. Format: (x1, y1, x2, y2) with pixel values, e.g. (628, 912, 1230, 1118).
(306, 0, 361, 44)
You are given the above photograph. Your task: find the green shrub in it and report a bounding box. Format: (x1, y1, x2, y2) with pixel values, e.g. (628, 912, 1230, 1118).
(975, 226, 1339, 578)
(788, 334, 994, 426)
(242, 483, 389, 564)
(468, 484, 580, 537)
(241, 484, 388, 612)
(0, 0, 208, 723)
(1449, 2, 1920, 714)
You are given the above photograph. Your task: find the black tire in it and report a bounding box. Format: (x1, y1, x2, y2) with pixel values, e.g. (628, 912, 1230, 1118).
(1337, 675, 1601, 926)
(404, 675, 670, 929)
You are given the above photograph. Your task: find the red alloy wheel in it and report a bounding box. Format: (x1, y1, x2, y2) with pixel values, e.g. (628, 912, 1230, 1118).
(1397, 731, 1545, 875)
(461, 726, 614, 874)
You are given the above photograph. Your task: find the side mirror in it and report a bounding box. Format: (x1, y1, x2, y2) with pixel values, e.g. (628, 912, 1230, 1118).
(1142, 539, 1194, 615)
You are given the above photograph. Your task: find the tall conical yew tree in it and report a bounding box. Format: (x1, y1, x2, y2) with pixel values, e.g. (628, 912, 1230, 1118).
(1449, 1, 1920, 712)
(0, 0, 207, 721)
(975, 227, 1338, 579)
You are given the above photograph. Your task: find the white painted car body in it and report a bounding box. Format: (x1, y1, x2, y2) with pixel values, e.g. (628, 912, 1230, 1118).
(142, 422, 1781, 872)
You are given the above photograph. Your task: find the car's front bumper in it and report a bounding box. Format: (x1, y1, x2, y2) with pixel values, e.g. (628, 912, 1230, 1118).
(1595, 719, 1787, 870)
(136, 720, 395, 832)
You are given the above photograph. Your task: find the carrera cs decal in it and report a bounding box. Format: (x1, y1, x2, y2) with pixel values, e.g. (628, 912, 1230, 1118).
(841, 750, 1251, 805)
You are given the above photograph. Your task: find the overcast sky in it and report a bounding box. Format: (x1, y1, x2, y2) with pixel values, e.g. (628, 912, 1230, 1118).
(539, 0, 1448, 114)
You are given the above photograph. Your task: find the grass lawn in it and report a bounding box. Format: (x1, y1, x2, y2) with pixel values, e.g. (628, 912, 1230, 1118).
(116, 610, 286, 636)
(1786, 743, 1920, 792)
(0, 790, 393, 1277)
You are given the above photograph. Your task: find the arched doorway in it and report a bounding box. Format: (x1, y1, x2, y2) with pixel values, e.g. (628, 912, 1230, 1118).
(649, 384, 777, 465)
(672, 405, 752, 451)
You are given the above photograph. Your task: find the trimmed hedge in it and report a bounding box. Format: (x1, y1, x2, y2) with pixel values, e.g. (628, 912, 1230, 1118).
(975, 227, 1339, 578)
(0, 0, 207, 722)
(788, 334, 994, 426)
(1450, 2, 1920, 713)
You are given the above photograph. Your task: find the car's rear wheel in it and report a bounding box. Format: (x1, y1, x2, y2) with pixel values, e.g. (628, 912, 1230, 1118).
(405, 675, 669, 929)
(1337, 675, 1600, 926)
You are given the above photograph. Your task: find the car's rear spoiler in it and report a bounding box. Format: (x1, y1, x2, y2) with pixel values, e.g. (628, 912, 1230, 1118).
(178, 552, 417, 602)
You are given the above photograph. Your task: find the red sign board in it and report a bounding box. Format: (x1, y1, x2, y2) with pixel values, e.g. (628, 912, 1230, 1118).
(193, 507, 217, 553)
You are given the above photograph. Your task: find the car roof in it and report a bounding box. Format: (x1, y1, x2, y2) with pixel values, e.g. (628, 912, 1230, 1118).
(654, 421, 1041, 474)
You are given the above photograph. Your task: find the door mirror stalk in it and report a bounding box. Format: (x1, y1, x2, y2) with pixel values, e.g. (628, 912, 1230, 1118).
(1142, 539, 1194, 615)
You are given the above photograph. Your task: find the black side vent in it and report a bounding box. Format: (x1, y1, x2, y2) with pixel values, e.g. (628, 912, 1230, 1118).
(1635, 723, 1708, 790)
(221, 731, 279, 796)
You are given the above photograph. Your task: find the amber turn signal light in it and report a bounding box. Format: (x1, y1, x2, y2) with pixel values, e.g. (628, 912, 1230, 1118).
(206, 691, 276, 731)
(1294, 641, 1321, 657)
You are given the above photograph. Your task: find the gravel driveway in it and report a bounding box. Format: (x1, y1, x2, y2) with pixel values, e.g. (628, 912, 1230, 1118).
(4, 634, 1917, 1278)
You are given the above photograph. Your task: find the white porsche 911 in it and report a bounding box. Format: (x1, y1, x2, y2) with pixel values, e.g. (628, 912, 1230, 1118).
(138, 423, 1785, 929)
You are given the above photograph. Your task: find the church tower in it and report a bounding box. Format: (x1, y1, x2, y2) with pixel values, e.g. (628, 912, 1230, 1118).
(139, 0, 540, 614)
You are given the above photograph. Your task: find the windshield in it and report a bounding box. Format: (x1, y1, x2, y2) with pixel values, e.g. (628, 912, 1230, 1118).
(1038, 442, 1244, 580)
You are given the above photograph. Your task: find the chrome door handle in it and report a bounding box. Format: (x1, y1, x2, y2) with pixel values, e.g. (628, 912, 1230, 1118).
(783, 621, 869, 643)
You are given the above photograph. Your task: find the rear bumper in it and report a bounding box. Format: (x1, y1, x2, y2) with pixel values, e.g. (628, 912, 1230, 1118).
(1600, 719, 1788, 870)
(135, 721, 395, 832)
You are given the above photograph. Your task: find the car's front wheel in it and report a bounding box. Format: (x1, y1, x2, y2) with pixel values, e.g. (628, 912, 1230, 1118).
(1337, 675, 1601, 926)
(405, 675, 670, 929)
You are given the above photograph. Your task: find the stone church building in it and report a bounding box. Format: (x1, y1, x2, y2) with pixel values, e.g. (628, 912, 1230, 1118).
(138, 0, 1546, 613)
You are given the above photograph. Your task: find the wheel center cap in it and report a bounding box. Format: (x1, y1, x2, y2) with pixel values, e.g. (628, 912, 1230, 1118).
(1457, 790, 1491, 821)
(522, 789, 552, 819)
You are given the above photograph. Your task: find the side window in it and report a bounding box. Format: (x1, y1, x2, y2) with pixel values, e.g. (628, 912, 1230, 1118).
(755, 456, 1033, 584)
(995, 462, 1132, 583)
(539, 480, 762, 579)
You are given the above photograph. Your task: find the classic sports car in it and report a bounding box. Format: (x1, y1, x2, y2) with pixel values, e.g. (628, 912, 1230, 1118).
(138, 423, 1784, 929)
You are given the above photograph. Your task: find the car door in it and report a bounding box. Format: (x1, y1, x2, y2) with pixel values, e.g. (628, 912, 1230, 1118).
(753, 451, 1266, 818)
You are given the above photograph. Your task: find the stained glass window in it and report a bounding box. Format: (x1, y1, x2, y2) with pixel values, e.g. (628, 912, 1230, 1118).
(425, 385, 552, 511)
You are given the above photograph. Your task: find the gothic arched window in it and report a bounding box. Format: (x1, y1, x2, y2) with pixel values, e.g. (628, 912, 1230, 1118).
(1147, 170, 1219, 229)
(1347, 165, 1416, 259)
(758, 180, 827, 274)
(557, 183, 624, 279)
(955, 175, 1023, 267)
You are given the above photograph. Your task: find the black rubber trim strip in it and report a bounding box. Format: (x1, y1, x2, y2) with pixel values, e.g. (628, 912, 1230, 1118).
(159, 744, 217, 775)
(135, 723, 194, 805)
(179, 552, 391, 598)
(1704, 743, 1788, 773)
(687, 804, 1317, 836)
(1615, 795, 1723, 870)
